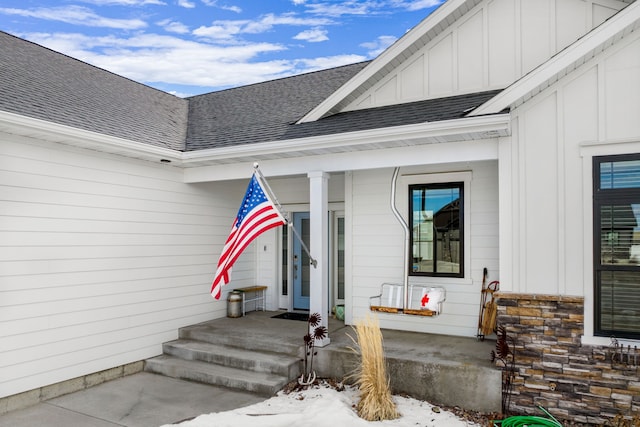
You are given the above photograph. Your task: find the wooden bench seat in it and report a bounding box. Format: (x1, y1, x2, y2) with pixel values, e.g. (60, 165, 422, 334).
(234, 286, 268, 316)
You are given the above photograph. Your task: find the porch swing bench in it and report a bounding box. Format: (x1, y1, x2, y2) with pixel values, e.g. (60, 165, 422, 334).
(369, 283, 446, 316)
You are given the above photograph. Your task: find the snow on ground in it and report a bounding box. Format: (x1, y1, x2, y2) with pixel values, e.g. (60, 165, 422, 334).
(161, 381, 482, 427)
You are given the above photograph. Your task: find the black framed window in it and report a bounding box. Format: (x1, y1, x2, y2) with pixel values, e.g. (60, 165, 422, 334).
(409, 182, 463, 278)
(594, 154, 640, 339)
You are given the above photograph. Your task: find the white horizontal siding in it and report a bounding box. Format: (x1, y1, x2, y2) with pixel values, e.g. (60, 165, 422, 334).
(349, 162, 498, 337)
(0, 135, 244, 398)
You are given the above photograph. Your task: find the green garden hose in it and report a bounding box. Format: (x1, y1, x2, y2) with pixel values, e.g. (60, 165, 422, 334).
(493, 406, 563, 427)
(494, 416, 562, 427)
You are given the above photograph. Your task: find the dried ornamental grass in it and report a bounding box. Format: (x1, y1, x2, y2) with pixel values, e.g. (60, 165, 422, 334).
(349, 314, 400, 422)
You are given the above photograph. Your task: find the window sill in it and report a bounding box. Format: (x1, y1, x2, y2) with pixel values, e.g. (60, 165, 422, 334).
(581, 335, 640, 347)
(409, 276, 473, 286)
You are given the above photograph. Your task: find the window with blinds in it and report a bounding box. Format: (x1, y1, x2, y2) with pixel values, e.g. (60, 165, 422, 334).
(594, 155, 640, 339)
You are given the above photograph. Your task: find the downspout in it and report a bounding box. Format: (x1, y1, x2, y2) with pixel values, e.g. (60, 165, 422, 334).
(390, 167, 410, 311)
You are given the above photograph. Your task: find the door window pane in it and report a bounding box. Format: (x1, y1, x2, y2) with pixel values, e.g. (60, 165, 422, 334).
(337, 217, 345, 300)
(301, 218, 310, 298)
(281, 226, 288, 296)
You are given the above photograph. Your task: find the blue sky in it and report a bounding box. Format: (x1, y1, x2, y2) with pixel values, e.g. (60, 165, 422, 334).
(0, 0, 443, 97)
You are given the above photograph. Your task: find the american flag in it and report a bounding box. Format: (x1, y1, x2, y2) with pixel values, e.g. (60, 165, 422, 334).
(210, 173, 286, 299)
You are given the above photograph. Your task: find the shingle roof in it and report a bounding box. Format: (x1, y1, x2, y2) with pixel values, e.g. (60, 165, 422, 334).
(0, 31, 188, 150)
(280, 90, 504, 141)
(184, 66, 502, 151)
(0, 30, 505, 156)
(184, 62, 370, 151)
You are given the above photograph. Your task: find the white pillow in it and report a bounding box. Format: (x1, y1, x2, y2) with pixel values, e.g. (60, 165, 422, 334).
(421, 288, 443, 312)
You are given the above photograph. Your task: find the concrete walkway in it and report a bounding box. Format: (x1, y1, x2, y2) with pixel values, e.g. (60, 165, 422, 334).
(0, 372, 266, 427)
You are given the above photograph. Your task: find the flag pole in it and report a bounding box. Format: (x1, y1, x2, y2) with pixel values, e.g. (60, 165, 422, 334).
(253, 163, 317, 268)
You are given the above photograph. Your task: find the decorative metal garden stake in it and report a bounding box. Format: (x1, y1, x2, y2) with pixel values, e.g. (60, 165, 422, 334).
(299, 313, 327, 386)
(491, 325, 516, 415)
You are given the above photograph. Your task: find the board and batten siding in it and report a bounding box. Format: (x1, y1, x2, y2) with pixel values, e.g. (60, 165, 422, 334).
(348, 162, 499, 337)
(502, 27, 640, 301)
(344, 0, 626, 111)
(0, 135, 242, 398)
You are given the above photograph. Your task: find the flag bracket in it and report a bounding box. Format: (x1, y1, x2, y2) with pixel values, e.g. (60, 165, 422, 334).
(288, 222, 317, 268)
(253, 163, 317, 268)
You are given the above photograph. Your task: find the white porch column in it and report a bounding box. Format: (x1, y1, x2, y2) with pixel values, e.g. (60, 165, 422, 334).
(308, 170, 330, 347)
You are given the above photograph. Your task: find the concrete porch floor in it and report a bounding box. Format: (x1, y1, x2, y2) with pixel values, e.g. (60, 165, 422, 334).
(191, 310, 501, 413)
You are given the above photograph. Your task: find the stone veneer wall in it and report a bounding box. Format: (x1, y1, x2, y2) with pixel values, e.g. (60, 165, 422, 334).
(495, 293, 640, 425)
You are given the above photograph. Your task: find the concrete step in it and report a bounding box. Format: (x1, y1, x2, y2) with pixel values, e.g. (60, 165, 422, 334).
(162, 339, 301, 380)
(144, 355, 291, 397)
(178, 323, 302, 355)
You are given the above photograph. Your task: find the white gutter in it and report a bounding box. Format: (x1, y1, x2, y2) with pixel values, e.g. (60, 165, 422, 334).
(0, 110, 182, 163)
(182, 114, 510, 164)
(0, 109, 509, 167)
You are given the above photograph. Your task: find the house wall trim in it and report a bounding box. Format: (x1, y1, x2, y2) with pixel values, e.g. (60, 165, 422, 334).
(0, 361, 143, 416)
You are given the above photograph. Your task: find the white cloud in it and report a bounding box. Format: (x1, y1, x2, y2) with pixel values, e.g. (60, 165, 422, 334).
(200, 0, 241, 12)
(23, 32, 287, 89)
(157, 19, 190, 34)
(294, 54, 367, 73)
(390, 0, 444, 11)
(302, 1, 377, 17)
(193, 13, 333, 40)
(0, 6, 147, 29)
(244, 13, 333, 33)
(177, 0, 196, 8)
(167, 89, 194, 98)
(192, 20, 248, 40)
(360, 35, 397, 57)
(221, 5, 242, 13)
(293, 27, 328, 43)
(4, 0, 434, 95)
(300, 0, 443, 16)
(76, 0, 166, 5)
(21, 31, 366, 93)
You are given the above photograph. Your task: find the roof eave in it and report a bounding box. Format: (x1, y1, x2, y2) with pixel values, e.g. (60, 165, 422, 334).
(0, 110, 182, 164)
(182, 113, 510, 166)
(1, 109, 510, 168)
